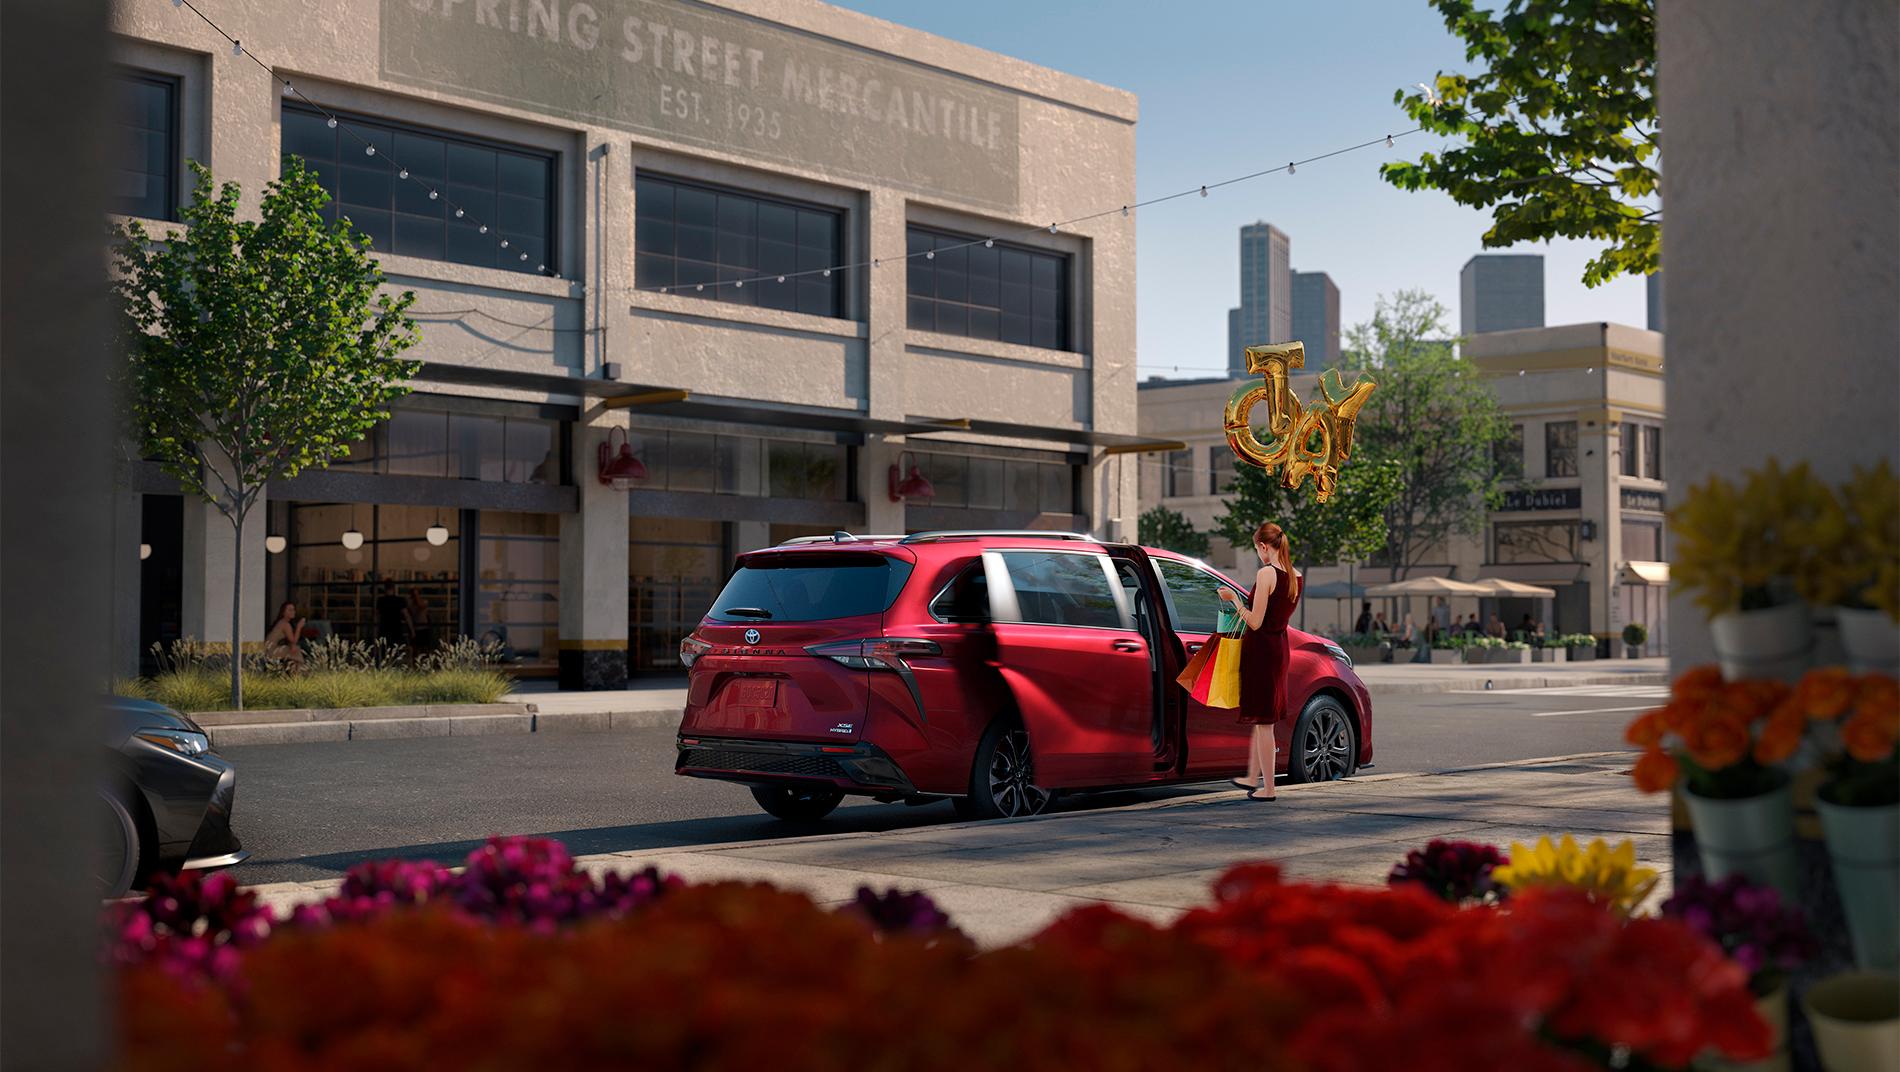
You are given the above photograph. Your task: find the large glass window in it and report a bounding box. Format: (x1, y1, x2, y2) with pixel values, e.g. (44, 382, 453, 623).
(112, 72, 178, 221)
(629, 519, 726, 672)
(281, 103, 554, 274)
(997, 551, 1124, 629)
(360, 403, 562, 483)
(1166, 450, 1195, 499)
(629, 427, 848, 501)
(283, 504, 461, 647)
(1495, 423, 1525, 479)
(1619, 423, 1640, 477)
(476, 512, 558, 672)
(1209, 446, 1236, 495)
(1643, 425, 1663, 479)
(635, 174, 841, 317)
(907, 227, 1070, 350)
(1155, 559, 1243, 635)
(1492, 521, 1580, 563)
(1621, 520, 1664, 561)
(1545, 421, 1578, 478)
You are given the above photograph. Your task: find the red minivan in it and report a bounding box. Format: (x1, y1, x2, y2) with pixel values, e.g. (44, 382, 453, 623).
(676, 531, 1372, 820)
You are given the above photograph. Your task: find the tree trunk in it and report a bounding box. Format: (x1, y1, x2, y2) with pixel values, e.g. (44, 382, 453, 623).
(230, 506, 244, 710)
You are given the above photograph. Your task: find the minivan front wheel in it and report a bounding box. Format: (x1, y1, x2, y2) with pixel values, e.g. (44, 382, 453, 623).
(955, 721, 1052, 820)
(1286, 695, 1357, 783)
(750, 785, 844, 821)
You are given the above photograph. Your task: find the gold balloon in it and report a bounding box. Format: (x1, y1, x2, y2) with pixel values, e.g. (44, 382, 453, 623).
(1222, 341, 1377, 503)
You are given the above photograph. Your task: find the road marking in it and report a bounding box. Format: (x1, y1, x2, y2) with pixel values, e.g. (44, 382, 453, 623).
(1529, 704, 1660, 718)
(1453, 684, 1670, 699)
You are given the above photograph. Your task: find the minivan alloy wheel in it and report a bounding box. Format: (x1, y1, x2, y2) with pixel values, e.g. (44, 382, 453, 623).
(1297, 701, 1355, 782)
(988, 728, 1051, 817)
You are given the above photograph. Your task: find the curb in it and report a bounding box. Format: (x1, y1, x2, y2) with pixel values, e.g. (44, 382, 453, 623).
(1364, 671, 1667, 696)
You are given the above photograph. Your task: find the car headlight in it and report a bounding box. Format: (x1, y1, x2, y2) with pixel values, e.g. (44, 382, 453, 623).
(136, 727, 210, 757)
(1321, 642, 1352, 668)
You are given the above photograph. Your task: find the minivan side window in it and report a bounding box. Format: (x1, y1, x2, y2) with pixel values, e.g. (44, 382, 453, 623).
(708, 553, 913, 623)
(928, 562, 991, 624)
(996, 551, 1124, 629)
(1155, 559, 1242, 634)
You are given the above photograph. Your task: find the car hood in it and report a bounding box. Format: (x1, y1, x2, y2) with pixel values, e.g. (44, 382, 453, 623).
(104, 696, 204, 749)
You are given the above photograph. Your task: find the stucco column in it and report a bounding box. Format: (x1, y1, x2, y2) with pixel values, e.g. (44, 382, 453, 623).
(559, 406, 631, 689)
(179, 494, 267, 651)
(1657, 0, 1900, 670)
(862, 188, 909, 536)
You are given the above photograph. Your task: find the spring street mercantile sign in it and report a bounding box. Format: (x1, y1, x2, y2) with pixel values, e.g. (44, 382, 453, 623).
(383, 0, 1022, 211)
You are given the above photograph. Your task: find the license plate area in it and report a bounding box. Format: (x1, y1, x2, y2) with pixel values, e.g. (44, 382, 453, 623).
(726, 677, 779, 708)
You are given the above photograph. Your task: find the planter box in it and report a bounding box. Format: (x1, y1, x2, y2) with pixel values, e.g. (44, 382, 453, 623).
(1488, 648, 1532, 664)
(1342, 645, 1384, 666)
(1429, 648, 1462, 665)
(1567, 646, 1597, 662)
(1531, 648, 1567, 663)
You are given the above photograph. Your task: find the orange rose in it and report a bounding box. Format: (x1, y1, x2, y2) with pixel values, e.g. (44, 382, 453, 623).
(1659, 698, 1697, 737)
(1688, 715, 1750, 771)
(1842, 707, 1898, 763)
(1625, 709, 1666, 748)
(1633, 747, 1679, 792)
(1790, 667, 1856, 721)
(1753, 708, 1805, 765)
(1673, 666, 1725, 702)
(1855, 674, 1899, 721)
(1726, 679, 1792, 723)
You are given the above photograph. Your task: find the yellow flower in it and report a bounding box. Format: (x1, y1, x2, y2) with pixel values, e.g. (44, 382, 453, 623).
(1492, 835, 1661, 916)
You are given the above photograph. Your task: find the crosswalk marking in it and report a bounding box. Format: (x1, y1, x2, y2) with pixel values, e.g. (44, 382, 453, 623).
(1453, 684, 1671, 700)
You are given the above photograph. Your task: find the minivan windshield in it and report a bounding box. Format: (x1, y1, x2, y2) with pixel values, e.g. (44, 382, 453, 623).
(707, 553, 914, 623)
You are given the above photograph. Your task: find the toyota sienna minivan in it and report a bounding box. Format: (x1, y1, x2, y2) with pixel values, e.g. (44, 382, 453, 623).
(676, 531, 1371, 820)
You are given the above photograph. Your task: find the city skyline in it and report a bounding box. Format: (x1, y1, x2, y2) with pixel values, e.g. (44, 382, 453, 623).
(828, 0, 1649, 376)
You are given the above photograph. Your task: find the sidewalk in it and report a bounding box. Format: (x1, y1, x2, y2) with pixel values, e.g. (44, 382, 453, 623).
(244, 751, 1665, 946)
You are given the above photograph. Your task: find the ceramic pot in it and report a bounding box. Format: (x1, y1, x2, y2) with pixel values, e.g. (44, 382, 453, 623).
(1802, 972, 1899, 1072)
(1836, 607, 1900, 675)
(1710, 603, 1812, 682)
(1816, 797, 1900, 972)
(1682, 780, 1800, 900)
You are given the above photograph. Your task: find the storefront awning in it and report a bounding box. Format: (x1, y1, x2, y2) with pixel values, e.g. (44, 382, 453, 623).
(908, 415, 1189, 453)
(409, 362, 668, 400)
(1624, 561, 1671, 585)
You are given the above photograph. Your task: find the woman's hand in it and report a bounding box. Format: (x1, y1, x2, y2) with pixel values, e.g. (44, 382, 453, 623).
(1218, 588, 1240, 604)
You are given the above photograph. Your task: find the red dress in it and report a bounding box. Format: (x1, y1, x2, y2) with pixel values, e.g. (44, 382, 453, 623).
(1237, 565, 1300, 725)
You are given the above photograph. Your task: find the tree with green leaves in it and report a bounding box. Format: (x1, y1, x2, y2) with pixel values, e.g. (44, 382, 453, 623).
(1382, 0, 1657, 287)
(1137, 506, 1211, 560)
(114, 160, 420, 708)
(1214, 444, 1404, 570)
(1350, 291, 1512, 578)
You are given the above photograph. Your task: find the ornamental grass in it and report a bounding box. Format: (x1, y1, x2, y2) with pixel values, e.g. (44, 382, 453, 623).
(109, 837, 1771, 1072)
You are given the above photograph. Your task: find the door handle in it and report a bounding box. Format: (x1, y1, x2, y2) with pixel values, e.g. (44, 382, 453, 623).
(1113, 639, 1144, 653)
(1185, 641, 1204, 654)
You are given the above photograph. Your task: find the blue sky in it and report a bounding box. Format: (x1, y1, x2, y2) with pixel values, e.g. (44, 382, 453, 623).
(829, 0, 1649, 377)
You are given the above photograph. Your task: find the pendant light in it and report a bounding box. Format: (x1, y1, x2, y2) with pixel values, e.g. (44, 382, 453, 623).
(340, 504, 365, 550)
(425, 509, 449, 546)
(264, 534, 287, 554)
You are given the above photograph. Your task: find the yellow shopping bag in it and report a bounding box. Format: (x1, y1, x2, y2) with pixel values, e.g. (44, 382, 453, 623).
(1203, 633, 1244, 709)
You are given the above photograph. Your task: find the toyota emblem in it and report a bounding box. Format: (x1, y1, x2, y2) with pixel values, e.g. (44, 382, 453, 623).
(743, 628, 761, 645)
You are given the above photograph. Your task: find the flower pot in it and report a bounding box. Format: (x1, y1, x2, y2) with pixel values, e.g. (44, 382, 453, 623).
(1342, 645, 1383, 667)
(1801, 971, 1900, 1072)
(1429, 648, 1460, 665)
(1567, 645, 1597, 662)
(1816, 797, 1900, 972)
(1532, 648, 1566, 663)
(1704, 981, 1793, 1072)
(1836, 607, 1900, 675)
(1710, 603, 1812, 682)
(1681, 781, 1800, 900)
(1494, 648, 1530, 664)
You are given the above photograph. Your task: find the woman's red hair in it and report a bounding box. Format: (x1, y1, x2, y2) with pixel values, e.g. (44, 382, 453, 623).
(1252, 522, 1299, 600)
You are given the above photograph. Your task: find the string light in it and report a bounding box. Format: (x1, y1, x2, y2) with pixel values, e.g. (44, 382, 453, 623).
(364, 145, 375, 156)
(1199, 186, 1207, 198)
(985, 239, 994, 248)
(1287, 161, 1296, 174)
(1386, 134, 1395, 148)
(1121, 206, 1129, 217)
(428, 190, 438, 200)
(326, 116, 337, 129)
(398, 169, 408, 179)
(454, 208, 464, 218)
(1048, 224, 1058, 234)
(478, 225, 487, 234)
(776, 275, 785, 283)
(925, 250, 935, 259)
(232, 39, 242, 56)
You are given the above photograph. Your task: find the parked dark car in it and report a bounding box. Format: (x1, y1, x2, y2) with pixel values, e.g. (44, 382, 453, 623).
(100, 698, 247, 897)
(676, 531, 1372, 821)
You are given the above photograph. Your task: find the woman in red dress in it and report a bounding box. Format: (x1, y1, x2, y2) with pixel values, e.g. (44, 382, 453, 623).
(1218, 521, 1301, 801)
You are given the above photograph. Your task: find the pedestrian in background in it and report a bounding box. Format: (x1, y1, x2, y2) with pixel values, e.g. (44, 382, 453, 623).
(1353, 601, 1373, 636)
(375, 581, 411, 650)
(1219, 521, 1302, 802)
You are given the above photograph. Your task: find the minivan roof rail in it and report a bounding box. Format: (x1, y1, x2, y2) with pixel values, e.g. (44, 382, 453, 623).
(900, 530, 1094, 544)
(775, 532, 906, 546)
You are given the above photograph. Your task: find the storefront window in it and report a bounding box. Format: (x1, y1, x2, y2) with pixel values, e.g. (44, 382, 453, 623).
(920, 453, 968, 508)
(629, 519, 725, 672)
(283, 504, 461, 647)
(1492, 521, 1580, 564)
(1545, 421, 1578, 478)
(336, 403, 562, 484)
(968, 456, 1004, 510)
(1621, 520, 1664, 561)
(1643, 426, 1663, 479)
(1166, 450, 1194, 499)
(1619, 423, 1640, 477)
(476, 512, 558, 673)
(1495, 424, 1525, 479)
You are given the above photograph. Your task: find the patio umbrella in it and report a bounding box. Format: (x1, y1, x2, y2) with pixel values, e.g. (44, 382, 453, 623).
(1363, 576, 1489, 597)
(1303, 580, 1368, 635)
(1467, 578, 1558, 598)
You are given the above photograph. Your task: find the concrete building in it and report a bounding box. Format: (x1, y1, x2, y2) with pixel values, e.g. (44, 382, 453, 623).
(1138, 322, 1668, 652)
(110, 0, 1154, 688)
(1290, 270, 1340, 366)
(1227, 221, 1291, 375)
(1646, 271, 1664, 333)
(1460, 253, 1545, 336)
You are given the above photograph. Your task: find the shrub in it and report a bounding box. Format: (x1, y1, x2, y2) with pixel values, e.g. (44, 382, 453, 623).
(147, 668, 232, 714)
(130, 642, 515, 712)
(1623, 622, 1649, 648)
(302, 635, 408, 672)
(409, 669, 514, 704)
(414, 635, 506, 672)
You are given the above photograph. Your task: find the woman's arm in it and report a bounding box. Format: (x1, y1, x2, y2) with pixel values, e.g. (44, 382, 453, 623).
(1236, 566, 1275, 630)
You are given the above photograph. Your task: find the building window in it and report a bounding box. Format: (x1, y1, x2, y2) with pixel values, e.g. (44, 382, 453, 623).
(1545, 421, 1578, 478)
(1643, 425, 1663, 479)
(112, 72, 179, 221)
(907, 227, 1069, 350)
(352, 402, 563, 484)
(1209, 445, 1235, 495)
(1620, 423, 1640, 477)
(1166, 449, 1195, 499)
(1493, 521, 1580, 563)
(476, 511, 559, 672)
(635, 173, 841, 317)
(626, 427, 852, 501)
(909, 451, 1070, 514)
(281, 104, 554, 274)
(1621, 520, 1664, 561)
(1495, 424, 1524, 478)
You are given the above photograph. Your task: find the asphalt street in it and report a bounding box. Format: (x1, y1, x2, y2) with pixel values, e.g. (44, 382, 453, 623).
(219, 683, 1665, 885)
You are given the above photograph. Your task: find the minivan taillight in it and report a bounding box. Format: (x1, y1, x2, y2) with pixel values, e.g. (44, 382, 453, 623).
(679, 634, 713, 668)
(805, 639, 940, 723)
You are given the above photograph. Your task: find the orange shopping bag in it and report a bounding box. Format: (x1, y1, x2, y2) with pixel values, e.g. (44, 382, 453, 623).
(1176, 617, 1245, 709)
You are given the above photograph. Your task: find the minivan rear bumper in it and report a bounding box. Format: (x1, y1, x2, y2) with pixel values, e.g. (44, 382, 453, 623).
(675, 736, 918, 796)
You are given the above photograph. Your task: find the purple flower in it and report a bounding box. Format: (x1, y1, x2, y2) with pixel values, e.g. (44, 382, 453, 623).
(103, 868, 274, 980)
(844, 887, 957, 937)
(1387, 839, 1511, 905)
(1661, 874, 1815, 989)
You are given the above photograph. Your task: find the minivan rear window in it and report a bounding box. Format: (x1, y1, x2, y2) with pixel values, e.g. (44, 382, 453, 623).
(708, 553, 914, 623)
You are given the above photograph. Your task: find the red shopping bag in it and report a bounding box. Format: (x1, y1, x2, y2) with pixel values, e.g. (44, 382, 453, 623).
(1176, 619, 1245, 709)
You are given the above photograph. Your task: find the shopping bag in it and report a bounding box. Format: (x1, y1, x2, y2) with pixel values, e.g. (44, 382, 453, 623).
(1203, 634, 1245, 709)
(1215, 606, 1242, 634)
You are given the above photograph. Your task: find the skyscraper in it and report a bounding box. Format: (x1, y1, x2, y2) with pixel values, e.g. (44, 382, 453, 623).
(1227, 222, 1291, 375)
(1459, 253, 1545, 336)
(1290, 271, 1341, 365)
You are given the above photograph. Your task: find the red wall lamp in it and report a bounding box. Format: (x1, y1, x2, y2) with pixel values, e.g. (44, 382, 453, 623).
(597, 427, 648, 489)
(888, 451, 935, 503)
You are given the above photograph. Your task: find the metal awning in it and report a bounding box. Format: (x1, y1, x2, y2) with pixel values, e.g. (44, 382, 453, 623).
(1624, 561, 1670, 585)
(410, 362, 662, 399)
(909, 415, 1188, 453)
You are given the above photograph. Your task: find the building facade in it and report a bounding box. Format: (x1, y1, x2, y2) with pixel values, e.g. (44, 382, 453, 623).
(111, 0, 1147, 688)
(1459, 253, 1545, 336)
(1289, 270, 1340, 366)
(1138, 322, 1669, 652)
(1227, 221, 1290, 375)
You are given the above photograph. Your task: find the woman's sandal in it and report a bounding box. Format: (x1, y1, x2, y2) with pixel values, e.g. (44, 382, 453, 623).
(1229, 778, 1256, 791)
(1247, 790, 1278, 802)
